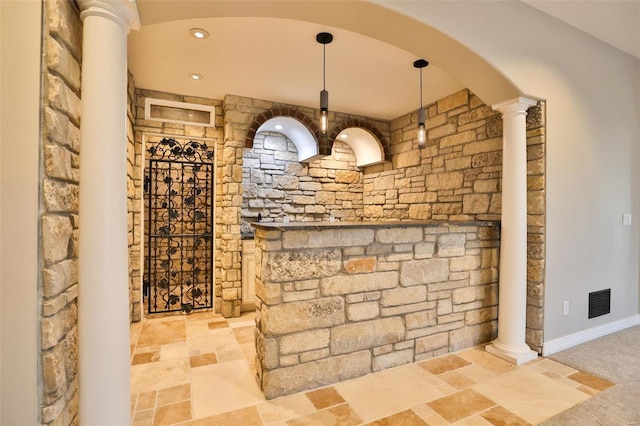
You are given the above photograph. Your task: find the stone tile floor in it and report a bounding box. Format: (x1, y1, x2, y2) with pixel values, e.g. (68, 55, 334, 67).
(131, 311, 612, 425)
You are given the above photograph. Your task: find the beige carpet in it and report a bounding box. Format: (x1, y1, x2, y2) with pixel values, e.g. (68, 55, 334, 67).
(541, 325, 640, 426)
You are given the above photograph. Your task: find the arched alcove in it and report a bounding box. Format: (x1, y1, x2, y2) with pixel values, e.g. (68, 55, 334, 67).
(255, 117, 321, 163)
(329, 119, 389, 167)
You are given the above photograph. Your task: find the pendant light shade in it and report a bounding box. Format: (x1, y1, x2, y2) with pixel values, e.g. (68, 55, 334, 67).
(414, 59, 429, 147)
(317, 32, 333, 134)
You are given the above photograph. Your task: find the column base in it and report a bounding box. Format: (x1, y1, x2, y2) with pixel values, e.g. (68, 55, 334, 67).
(486, 341, 538, 365)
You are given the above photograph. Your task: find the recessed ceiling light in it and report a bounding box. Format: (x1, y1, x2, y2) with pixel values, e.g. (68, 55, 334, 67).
(189, 73, 203, 80)
(274, 124, 284, 130)
(190, 28, 209, 39)
(340, 133, 348, 139)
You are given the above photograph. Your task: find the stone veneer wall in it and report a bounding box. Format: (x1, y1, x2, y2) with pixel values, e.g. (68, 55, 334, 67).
(221, 95, 389, 317)
(132, 89, 223, 319)
(127, 72, 141, 322)
(254, 222, 500, 399)
(242, 133, 363, 225)
(362, 89, 546, 351)
(39, 0, 82, 423)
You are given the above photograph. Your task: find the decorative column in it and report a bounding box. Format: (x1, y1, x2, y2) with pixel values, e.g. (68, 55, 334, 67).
(77, 1, 139, 424)
(486, 97, 538, 365)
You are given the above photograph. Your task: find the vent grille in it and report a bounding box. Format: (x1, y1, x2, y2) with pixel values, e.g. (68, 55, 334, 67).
(588, 289, 611, 319)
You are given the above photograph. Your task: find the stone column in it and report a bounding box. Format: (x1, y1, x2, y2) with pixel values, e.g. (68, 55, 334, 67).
(486, 97, 538, 365)
(76, 1, 139, 423)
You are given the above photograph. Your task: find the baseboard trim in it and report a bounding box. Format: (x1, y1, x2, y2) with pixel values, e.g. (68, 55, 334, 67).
(542, 314, 640, 357)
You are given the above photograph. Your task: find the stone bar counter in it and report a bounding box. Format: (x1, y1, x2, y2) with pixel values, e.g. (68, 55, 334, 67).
(252, 221, 500, 399)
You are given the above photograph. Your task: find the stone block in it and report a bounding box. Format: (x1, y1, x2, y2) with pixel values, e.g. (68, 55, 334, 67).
(427, 123, 456, 140)
(282, 289, 319, 303)
(463, 194, 490, 214)
(280, 355, 299, 367)
(405, 309, 436, 330)
(416, 332, 449, 354)
(440, 130, 476, 148)
(283, 229, 374, 249)
(466, 307, 498, 325)
(438, 90, 469, 114)
(222, 287, 239, 301)
(425, 171, 464, 191)
(436, 234, 466, 257)
(373, 175, 395, 190)
(262, 350, 371, 399)
(376, 227, 423, 244)
(445, 156, 472, 171)
(42, 216, 73, 265)
(315, 191, 336, 205)
(415, 242, 435, 259)
(398, 192, 438, 204)
(335, 171, 361, 184)
(256, 332, 279, 370)
(406, 321, 464, 340)
(452, 285, 488, 305)
(408, 204, 432, 220)
(43, 260, 77, 298)
(450, 255, 481, 272)
(346, 301, 380, 321)
(44, 144, 74, 181)
(279, 329, 330, 355)
(299, 348, 330, 363)
(261, 297, 344, 335)
(330, 317, 405, 355)
(381, 301, 433, 317)
(463, 138, 502, 156)
(42, 344, 67, 402)
(469, 268, 498, 285)
(41, 303, 77, 350)
(400, 258, 449, 286)
(320, 271, 398, 295)
(373, 344, 393, 356)
(449, 321, 496, 351)
(263, 136, 289, 151)
(43, 179, 79, 212)
(437, 298, 452, 315)
(373, 349, 413, 372)
(44, 107, 80, 151)
(265, 248, 341, 282)
(47, 74, 80, 125)
(381, 286, 427, 307)
(527, 191, 545, 215)
(394, 151, 421, 168)
(343, 257, 376, 274)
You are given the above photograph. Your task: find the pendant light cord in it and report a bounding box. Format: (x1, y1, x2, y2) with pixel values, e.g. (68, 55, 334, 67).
(419, 68, 423, 109)
(323, 43, 326, 91)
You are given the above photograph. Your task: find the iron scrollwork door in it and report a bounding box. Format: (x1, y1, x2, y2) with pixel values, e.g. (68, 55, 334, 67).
(144, 138, 214, 314)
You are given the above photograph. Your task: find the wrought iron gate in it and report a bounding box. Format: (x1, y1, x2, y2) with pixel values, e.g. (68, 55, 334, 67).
(144, 138, 214, 314)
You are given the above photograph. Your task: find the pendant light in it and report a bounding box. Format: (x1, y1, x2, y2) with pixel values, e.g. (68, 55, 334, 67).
(414, 59, 429, 147)
(317, 32, 333, 134)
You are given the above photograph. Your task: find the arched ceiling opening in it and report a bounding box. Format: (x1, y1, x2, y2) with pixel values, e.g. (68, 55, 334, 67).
(130, 1, 523, 120)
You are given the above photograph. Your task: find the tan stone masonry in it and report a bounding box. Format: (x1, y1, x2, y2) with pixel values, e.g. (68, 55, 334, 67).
(254, 221, 500, 399)
(40, 0, 82, 423)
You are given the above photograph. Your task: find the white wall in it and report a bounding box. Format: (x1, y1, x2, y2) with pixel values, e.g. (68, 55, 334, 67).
(379, 1, 640, 341)
(0, 1, 42, 423)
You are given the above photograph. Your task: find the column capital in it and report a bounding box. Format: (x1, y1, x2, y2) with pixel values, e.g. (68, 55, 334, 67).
(492, 96, 537, 115)
(78, 0, 140, 32)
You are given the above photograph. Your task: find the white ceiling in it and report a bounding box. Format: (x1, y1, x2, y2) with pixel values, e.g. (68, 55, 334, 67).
(128, 17, 464, 120)
(523, 0, 640, 60)
(128, 1, 639, 122)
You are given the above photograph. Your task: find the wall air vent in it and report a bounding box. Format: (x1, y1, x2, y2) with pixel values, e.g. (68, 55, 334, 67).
(145, 98, 215, 127)
(588, 289, 611, 319)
